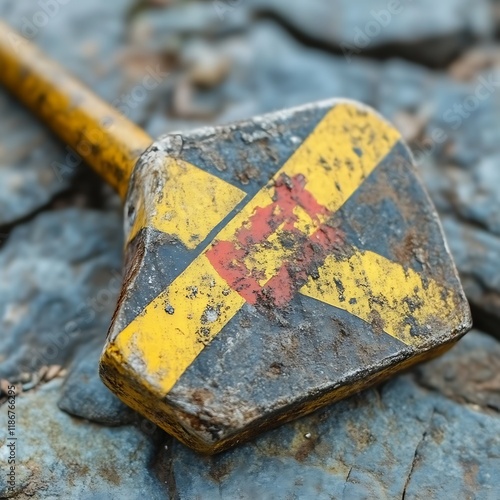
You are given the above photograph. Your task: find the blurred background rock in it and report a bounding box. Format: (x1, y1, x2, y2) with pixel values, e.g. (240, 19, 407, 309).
(0, 0, 499, 498)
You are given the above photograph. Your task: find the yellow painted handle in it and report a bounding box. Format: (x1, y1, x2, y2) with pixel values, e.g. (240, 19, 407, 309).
(0, 20, 153, 199)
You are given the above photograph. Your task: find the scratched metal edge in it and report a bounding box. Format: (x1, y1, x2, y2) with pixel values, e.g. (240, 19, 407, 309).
(99, 325, 469, 454)
(100, 97, 472, 453)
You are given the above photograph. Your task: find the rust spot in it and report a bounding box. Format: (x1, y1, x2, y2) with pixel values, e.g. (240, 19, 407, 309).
(294, 434, 318, 462)
(235, 165, 260, 185)
(346, 420, 375, 451)
(190, 388, 214, 407)
(267, 362, 284, 377)
(368, 309, 385, 335)
(393, 228, 426, 269)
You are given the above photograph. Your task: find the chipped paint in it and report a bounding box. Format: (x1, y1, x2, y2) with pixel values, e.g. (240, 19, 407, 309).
(109, 102, 403, 394)
(127, 156, 246, 248)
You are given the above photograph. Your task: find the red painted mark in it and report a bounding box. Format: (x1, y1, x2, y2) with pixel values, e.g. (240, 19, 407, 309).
(206, 174, 344, 308)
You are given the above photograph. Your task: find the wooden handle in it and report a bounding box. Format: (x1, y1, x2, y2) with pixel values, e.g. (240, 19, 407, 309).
(0, 20, 153, 199)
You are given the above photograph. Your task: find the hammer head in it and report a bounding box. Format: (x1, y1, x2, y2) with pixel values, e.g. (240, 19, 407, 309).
(99, 99, 471, 454)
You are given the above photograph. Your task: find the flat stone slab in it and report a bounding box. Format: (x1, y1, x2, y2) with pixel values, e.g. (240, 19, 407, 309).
(0, 208, 122, 382)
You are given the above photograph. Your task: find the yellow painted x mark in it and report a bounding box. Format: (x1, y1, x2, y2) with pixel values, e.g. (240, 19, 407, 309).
(108, 103, 459, 395)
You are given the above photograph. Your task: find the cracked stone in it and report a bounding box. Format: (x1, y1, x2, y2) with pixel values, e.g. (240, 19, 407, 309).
(58, 338, 136, 426)
(416, 328, 500, 411)
(246, 0, 494, 67)
(432, 217, 500, 334)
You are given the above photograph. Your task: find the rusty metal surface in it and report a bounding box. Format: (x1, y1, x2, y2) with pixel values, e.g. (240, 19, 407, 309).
(101, 99, 471, 453)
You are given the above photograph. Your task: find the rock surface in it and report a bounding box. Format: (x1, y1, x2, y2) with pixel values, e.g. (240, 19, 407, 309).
(57, 338, 136, 426)
(441, 217, 500, 334)
(247, 0, 495, 66)
(0, 379, 167, 499)
(0, 208, 123, 383)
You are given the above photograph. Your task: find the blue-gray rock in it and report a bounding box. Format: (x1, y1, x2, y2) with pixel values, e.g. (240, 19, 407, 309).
(416, 327, 500, 411)
(143, 21, 383, 137)
(58, 338, 136, 426)
(0, 379, 167, 499)
(131, 0, 250, 52)
(133, 0, 495, 67)
(0, 208, 123, 382)
(441, 216, 500, 334)
(0, 92, 70, 226)
(246, 0, 494, 66)
(163, 331, 500, 500)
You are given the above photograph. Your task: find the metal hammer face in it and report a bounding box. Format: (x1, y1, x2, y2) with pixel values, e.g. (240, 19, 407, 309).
(99, 99, 472, 454)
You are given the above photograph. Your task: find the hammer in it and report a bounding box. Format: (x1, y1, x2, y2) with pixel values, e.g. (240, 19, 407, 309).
(0, 20, 471, 453)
